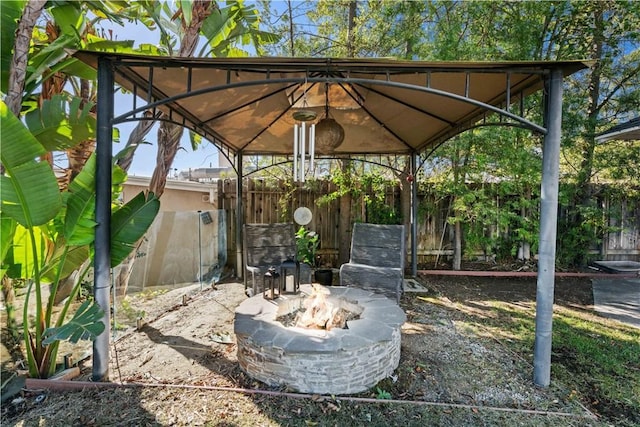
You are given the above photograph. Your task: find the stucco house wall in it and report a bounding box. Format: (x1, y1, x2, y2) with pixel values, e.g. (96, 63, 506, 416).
(118, 177, 225, 292)
(122, 176, 217, 211)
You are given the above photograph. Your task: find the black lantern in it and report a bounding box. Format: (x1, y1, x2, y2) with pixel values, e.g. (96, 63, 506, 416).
(263, 266, 280, 300)
(280, 257, 300, 294)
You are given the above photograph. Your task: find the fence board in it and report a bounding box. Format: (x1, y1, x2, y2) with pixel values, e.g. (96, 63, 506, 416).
(218, 179, 639, 269)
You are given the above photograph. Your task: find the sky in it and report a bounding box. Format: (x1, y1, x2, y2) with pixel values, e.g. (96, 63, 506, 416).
(100, 20, 223, 178)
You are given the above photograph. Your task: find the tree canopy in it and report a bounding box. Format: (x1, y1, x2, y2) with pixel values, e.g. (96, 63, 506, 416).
(257, 0, 639, 266)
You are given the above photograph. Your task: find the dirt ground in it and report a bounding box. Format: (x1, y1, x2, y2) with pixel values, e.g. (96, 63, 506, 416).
(2, 273, 604, 426)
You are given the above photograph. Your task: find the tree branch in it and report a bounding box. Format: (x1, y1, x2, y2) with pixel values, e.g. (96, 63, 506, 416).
(596, 64, 640, 112)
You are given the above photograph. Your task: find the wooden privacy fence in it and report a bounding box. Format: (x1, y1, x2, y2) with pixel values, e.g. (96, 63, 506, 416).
(214, 178, 639, 269)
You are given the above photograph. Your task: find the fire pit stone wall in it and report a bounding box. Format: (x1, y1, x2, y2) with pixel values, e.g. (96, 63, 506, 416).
(234, 285, 406, 395)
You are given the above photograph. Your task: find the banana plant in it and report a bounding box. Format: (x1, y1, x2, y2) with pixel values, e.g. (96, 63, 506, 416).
(1, 101, 160, 378)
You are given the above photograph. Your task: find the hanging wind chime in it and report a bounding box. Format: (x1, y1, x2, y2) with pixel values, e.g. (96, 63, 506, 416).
(292, 79, 317, 183)
(292, 81, 345, 182)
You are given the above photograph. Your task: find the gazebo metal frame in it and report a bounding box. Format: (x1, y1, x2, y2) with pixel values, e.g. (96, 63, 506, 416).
(74, 50, 588, 388)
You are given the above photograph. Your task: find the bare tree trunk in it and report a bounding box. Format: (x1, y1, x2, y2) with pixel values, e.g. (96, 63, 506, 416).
(338, 160, 352, 265)
(450, 132, 474, 271)
(114, 253, 136, 297)
(149, 121, 186, 197)
(116, 1, 214, 296)
(1, 276, 19, 342)
(5, 0, 47, 116)
(116, 116, 157, 172)
(566, 4, 604, 266)
(148, 0, 213, 197)
(451, 149, 462, 271)
(385, 157, 412, 263)
(346, 1, 357, 55)
(338, 197, 352, 264)
(287, 0, 295, 56)
(577, 6, 604, 204)
(399, 164, 412, 261)
(453, 220, 462, 270)
(113, 118, 158, 296)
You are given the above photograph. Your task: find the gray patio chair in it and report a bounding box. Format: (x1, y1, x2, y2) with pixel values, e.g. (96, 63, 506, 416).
(243, 223, 311, 295)
(339, 223, 406, 303)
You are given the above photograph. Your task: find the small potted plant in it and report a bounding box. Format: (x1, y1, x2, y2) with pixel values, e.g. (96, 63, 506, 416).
(295, 226, 319, 268)
(295, 226, 334, 286)
(294, 226, 330, 285)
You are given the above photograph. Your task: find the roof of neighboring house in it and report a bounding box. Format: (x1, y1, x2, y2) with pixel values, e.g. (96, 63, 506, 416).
(596, 117, 640, 142)
(125, 176, 217, 193)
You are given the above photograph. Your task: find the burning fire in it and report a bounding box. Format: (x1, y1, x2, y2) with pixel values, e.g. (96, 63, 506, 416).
(294, 284, 355, 330)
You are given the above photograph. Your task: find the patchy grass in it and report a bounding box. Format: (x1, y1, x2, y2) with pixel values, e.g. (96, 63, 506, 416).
(431, 293, 640, 426)
(3, 276, 635, 426)
(550, 306, 640, 426)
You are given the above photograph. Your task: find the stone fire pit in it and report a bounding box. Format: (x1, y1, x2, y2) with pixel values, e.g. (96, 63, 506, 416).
(234, 284, 406, 395)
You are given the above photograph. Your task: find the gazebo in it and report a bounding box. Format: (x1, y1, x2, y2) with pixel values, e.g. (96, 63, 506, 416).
(72, 51, 588, 388)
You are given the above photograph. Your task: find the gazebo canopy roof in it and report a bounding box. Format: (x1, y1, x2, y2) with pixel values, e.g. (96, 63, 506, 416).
(73, 51, 588, 158)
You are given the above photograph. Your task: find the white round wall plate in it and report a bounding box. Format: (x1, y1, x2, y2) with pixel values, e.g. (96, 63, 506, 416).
(293, 207, 312, 225)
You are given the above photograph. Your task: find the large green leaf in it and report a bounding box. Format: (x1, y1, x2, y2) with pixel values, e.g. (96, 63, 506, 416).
(47, 57, 98, 82)
(1, 213, 17, 264)
(24, 33, 79, 90)
(200, 3, 238, 53)
(178, 0, 192, 26)
(0, 101, 62, 227)
(40, 243, 90, 283)
(199, 1, 278, 57)
(110, 191, 160, 267)
(1, 212, 18, 279)
(0, 0, 27, 94)
(64, 154, 98, 246)
(42, 300, 105, 345)
(82, 1, 131, 26)
(22, 12, 141, 96)
(49, 3, 84, 36)
(84, 34, 135, 51)
(24, 94, 96, 151)
(111, 163, 128, 201)
(4, 224, 48, 279)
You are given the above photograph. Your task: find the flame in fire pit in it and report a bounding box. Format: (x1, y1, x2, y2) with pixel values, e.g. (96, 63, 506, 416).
(278, 284, 362, 330)
(296, 284, 340, 329)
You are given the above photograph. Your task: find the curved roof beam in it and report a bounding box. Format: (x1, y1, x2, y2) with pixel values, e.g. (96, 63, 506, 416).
(113, 76, 546, 154)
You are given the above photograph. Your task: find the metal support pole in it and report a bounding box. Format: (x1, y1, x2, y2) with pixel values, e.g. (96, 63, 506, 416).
(410, 153, 418, 276)
(93, 56, 114, 381)
(533, 68, 563, 387)
(198, 210, 202, 290)
(236, 151, 244, 285)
